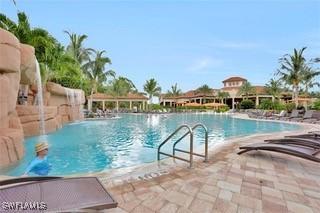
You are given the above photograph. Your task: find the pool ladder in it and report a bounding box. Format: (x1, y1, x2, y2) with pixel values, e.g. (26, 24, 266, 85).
(157, 123, 208, 168)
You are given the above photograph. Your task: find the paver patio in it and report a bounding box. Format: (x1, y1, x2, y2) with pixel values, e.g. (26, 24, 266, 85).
(99, 122, 320, 213)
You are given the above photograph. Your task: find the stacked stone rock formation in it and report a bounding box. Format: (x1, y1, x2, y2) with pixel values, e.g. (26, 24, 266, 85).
(17, 83, 85, 137)
(0, 28, 24, 166)
(0, 28, 85, 167)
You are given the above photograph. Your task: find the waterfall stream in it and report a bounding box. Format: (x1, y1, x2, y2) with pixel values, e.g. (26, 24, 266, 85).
(35, 59, 46, 135)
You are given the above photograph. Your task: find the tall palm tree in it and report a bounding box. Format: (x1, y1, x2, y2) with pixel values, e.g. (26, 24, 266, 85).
(237, 82, 255, 99)
(265, 78, 282, 101)
(0, 12, 58, 76)
(110, 76, 137, 97)
(143, 78, 161, 105)
(167, 83, 182, 97)
(196, 84, 212, 95)
(83, 50, 115, 106)
(196, 84, 212, 104)
(301, 65, 320, 95)
(64, 30, 91, 65)
(277, 47, 307, 106)
(217, 91, 229, 104)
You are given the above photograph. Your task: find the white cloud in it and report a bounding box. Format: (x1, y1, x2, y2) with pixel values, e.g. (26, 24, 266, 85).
(204, 39, 262, 49)
(188, 57, 223, 72)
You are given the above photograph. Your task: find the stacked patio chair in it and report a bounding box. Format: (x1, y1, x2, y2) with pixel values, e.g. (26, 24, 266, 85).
(238, 132, 320, 162)
(290, 110, 313, 122)
(280, 109, 301, 121)
(268, 110, 286, 120)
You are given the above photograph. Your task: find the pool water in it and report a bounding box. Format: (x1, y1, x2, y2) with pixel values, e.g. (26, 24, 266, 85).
(1, 113, 299, 176)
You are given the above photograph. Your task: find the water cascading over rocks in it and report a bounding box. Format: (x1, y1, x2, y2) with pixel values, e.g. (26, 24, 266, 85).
(35, 59, 46, 135)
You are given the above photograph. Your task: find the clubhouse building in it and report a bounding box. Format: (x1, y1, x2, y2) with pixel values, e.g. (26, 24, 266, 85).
(159, 76, 292, 109)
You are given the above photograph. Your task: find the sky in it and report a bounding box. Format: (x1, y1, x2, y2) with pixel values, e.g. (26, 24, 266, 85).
(1, 0, 320, 94)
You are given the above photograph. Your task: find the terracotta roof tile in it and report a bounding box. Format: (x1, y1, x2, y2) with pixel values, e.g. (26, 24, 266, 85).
(88, 93, 148, 100)
(162, 89, 218, 99)
(222, 76, 247, 83)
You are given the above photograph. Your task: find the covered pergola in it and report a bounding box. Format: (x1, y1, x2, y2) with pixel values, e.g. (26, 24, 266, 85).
(87, 93, 148, 111)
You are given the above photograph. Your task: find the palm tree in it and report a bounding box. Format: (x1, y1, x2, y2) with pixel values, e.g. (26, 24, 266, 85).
(301, 65, 320, 95)
(0, 12, 63, 85)
(196, 84, 212, 104)
(83, 50, 115, 106)
(277, 47, 307, 106)
(167, 83, 182, 97)
(237, 82, 256, 99)
(265, 78, 282, 101)
(143, 78, 161, 105)
(110, 76, 137, 97)
(217, 91, 229, 104)
(196, 84, 212, 95)
(64, 30, 91, 65)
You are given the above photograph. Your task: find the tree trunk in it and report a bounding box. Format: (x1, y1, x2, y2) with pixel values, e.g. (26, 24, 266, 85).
(293, 85, 299, 107)
(90, 88, 94, 111)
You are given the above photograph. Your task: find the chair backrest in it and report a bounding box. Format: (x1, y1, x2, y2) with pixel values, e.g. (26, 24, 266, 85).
(279, 110, 286, 117)
(312, 111, 320, 119)
(303, 110, 314, 119)
(290, 110, 299, 118)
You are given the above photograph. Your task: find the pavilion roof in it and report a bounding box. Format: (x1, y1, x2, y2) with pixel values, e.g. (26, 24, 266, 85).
(87, 92, 148, 100)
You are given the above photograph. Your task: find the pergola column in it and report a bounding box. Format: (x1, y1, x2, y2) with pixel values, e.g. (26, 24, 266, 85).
(102, 101, 105, 111)
(255, 96, 259, 106)
(143, 101, 146, 110)
(88, 99, 92, 111)
(116, 100, 119, 111)
(232, 97, 235, 109)
(129, 101, 132, 110)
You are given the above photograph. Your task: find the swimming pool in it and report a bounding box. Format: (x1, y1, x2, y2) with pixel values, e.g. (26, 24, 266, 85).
(1, 113, 299, 176)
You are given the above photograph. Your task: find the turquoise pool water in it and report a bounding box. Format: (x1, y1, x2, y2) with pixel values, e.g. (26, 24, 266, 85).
(1, 113, 299, 176)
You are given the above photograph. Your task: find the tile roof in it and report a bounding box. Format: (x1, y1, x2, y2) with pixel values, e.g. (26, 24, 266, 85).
(88, 92, 148, 100)
(161, 89, 218, 99)
(222, 76, 247, 83)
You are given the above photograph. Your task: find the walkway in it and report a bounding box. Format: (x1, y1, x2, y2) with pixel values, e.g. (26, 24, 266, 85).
(101, 127, 320, 213)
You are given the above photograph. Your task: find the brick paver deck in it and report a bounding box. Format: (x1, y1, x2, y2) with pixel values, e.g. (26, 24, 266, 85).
(101, 129, 320, 213)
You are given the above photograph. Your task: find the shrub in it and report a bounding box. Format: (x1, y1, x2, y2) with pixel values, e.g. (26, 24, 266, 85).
(259, 100, 286, 111)
(285, 103, 296, 113)
(259, 99, 273, 110)
(148, 104, 163, 110)
(312, 99, 320, 110)
(216, 105, 230, 113)
(240, 100, 255, 109)
(273, 101, 286, 111)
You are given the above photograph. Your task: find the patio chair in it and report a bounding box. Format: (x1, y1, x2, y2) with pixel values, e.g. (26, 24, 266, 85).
(291, 110, 315, 122)
(0, 176, 117, 212)
(265, 137, 320, 149)
(280, 110, 300, 121)
(238, 143, 320, 162)
(270, 110, 286, 120)
(285, 131, 320, 139)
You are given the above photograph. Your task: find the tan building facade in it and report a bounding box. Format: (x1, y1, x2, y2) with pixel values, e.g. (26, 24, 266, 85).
(160, 76, 278, 109)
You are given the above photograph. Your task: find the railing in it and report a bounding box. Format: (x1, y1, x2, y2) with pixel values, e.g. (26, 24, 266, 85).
(173, 123, 208, 162)
(157, 123, 208, 168)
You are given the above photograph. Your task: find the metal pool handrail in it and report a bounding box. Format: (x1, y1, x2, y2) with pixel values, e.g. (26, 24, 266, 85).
(173, 123, 209, 162)
(157, 123, 208, 168)
(157, 124, 194, 168)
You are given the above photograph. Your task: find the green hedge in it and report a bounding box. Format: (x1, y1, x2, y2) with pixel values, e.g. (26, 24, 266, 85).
(285, 103, 296, 112)
(312, 99, 320, 110)
(216, 105, 230, 113)
(259, 100, 286, 111)
(240, 100, 255, 109)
